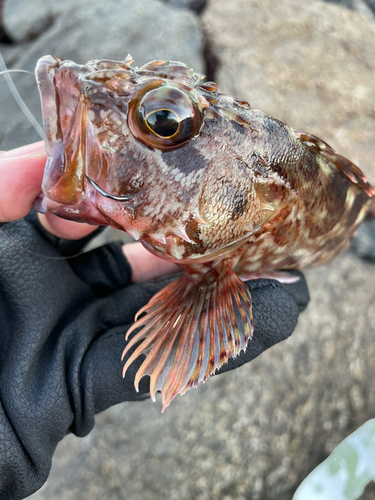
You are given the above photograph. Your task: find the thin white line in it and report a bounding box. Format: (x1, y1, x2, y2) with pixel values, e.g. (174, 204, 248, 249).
(0, 51, 44, 138)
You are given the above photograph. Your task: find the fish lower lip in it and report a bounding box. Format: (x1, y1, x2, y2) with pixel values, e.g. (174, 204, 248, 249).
(85, 176, 130, 201)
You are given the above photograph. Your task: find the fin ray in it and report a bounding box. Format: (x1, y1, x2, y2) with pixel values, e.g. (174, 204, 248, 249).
(122, 260, 253, 410)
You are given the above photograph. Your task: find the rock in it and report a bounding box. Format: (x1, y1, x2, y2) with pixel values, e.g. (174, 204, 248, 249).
(0, 0, 11, 43)
(4, 0, 203, 69)
(366, 0, 375, 13)
(353, 0, 375, 16)
(13, 0, 203, 72)
(0, 0, 204, 151)
(322, 0, 354, 6)
(351, 220, 375, 261)
(320, 0, 375, 18)
(161, 0, 206, 13)
(203, 0, 375, 185)
(352, 0, 375, 17)
(3, 0, 207, 42)
(3, 0, 62, 44)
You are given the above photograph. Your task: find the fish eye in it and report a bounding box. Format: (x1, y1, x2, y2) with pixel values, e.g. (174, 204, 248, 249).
(128, 82, 202, 151)
(146, 109, 179, 138)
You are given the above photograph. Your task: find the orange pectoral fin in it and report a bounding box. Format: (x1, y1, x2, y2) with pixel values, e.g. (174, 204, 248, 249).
(121, 260, 253, 411)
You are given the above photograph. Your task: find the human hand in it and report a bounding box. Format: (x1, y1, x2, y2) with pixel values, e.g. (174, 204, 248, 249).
(0, 144, 309, 499)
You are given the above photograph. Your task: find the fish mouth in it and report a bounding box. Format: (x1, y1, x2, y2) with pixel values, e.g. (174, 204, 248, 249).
(35, 55, 89, 204)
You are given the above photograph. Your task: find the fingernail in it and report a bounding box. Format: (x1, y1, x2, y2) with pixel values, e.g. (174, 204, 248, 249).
(2, 141, 45, 158)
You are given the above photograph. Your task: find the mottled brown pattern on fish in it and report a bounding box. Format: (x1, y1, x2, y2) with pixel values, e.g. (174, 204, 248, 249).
(34, 55, 375, 409)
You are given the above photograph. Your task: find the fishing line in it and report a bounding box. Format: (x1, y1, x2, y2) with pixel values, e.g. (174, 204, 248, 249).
(0, 51, 44, 138)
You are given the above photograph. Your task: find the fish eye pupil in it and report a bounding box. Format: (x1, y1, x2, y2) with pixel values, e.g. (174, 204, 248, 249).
(146, 109, 179, 138)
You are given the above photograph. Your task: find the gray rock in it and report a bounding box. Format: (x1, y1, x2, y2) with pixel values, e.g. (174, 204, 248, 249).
(322, 0, 354, 7)
(0, 0, 204, 151)
(354, 0, 375, 15)
(3, 0, 206, 43)
(160, 0, 206, 13)
(203, 0, 375, 185)
(351, 220, 375, 261)
(321, 0, 375, 17)
(3, 0, 63, 43)
(4, 0, 203, 69)
(353, 0, 375, 16)
(0, 0, 11, 43)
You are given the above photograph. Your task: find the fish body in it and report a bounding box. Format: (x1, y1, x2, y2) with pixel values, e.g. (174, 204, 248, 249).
(34, 55, 375, 409)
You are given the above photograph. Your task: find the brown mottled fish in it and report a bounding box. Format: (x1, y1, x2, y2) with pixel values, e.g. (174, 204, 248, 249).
(34, 55, 375, 410)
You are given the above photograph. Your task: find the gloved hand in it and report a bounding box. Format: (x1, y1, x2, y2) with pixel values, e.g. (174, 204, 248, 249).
(0, 210, 309, 500)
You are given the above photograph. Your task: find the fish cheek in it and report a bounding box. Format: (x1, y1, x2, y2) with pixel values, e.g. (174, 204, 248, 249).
(105, 150, 145, 197)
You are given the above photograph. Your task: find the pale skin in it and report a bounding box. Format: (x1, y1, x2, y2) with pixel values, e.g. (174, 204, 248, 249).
(0, 141, 180, 283)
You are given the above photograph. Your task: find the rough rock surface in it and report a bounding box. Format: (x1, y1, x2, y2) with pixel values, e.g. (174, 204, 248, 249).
(0, 0, 204, 150)
(161, 0, 207, 13)
(203, 0, 375, 185)
(351, 220, 375, 261)
(3, 0, 206, 46)
(0, 0, 374, 499)
(322, 0, 375, 17)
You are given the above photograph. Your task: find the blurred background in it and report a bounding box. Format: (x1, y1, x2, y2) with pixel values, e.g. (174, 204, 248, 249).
(0, 0, 375, 498)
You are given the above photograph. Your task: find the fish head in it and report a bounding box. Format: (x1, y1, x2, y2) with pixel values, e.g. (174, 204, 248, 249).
(35, 55, 279, 262)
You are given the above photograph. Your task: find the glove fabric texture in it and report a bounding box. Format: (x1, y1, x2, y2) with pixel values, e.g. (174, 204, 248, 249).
(0, 212, 309, 499)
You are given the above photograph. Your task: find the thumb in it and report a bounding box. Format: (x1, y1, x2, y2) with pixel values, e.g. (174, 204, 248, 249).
(0, 142, 46, 222)
(82, 326, 150, 419)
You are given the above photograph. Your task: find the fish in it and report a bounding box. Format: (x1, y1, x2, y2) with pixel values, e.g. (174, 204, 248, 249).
(33, 54, 375, 410)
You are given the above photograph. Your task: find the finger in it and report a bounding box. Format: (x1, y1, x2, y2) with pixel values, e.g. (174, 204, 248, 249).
(38, 211, 98, 240)
(280, 270, 310, 312)
(2, 141, 46, 158)
(81, 276, 182, 414)
(68, 242, 133, 293)
(68, 241, 180, 294)
(0, 142, 46, 222)
(122, 242, 180, 283)
(82, 327, 150, 414)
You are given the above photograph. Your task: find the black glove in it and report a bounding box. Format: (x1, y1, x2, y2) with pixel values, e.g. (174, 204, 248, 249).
(0, 212, 309, 500)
